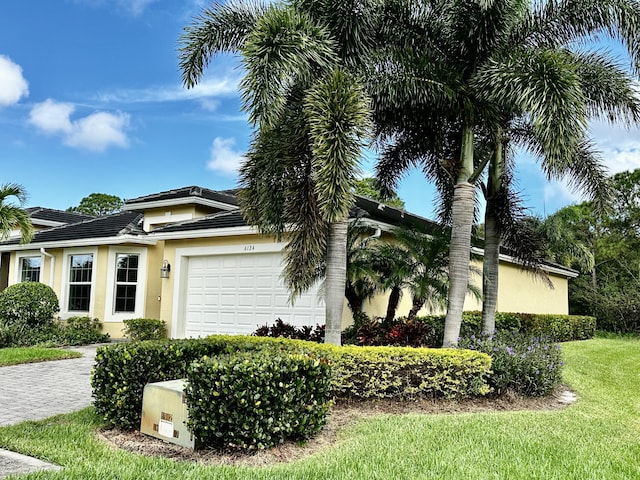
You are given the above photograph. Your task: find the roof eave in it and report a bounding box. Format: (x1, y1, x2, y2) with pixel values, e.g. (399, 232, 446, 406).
(122, 197, 239, 212)
(149, 225, 258, 240)
(0, 235, 157, 252)
(470, 247, 579, 278)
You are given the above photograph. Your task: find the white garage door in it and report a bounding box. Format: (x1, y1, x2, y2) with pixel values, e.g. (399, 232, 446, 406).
(183, 251, 325, 338)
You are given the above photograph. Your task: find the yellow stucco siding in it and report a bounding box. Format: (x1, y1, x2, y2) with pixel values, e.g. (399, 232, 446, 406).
(143, 241, 164, 321)
(494, 262, 568, 314)
(360, 260, 569, 320)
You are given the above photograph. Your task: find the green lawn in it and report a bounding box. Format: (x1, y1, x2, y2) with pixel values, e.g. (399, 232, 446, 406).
(0, 338, 638, 479)
(0, 347, 81, 366)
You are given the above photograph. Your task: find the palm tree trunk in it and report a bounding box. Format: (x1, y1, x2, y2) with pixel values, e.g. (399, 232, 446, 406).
(385, 286, 401, 323)
(408, 297, 425, 321)
(345, 283, 363, 314)
(325, 219, 348, 345)
(482, 133, 503, 334)
(443, 122, 476, 347)
(482, 210, 500, 334)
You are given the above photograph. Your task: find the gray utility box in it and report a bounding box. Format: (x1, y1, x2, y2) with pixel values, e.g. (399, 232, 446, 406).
(140, 379, 196, 449)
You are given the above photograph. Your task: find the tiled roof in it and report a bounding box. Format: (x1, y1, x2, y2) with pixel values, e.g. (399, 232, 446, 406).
(124, 186, 239, 207)
(151, 195, 438, 234)
(152, 210, 247, 233)
(26, 207, 93, 224)
(0, 212, 145, 246)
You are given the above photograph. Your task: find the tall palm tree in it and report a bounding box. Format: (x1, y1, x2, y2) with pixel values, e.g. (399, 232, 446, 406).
(0, 183, 33, 244)
(479, 42, 640, 334)
(180, 3, 373, 344)
(372, 0, 640, 345)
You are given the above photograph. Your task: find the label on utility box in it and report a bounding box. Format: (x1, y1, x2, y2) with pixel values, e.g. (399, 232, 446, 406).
(158, 419, 174, 438)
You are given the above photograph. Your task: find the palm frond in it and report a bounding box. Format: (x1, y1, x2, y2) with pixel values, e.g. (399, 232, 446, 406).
(305, 68, 371, 223)
(240, 6, 338, 128)
(178, 1, 268, 88)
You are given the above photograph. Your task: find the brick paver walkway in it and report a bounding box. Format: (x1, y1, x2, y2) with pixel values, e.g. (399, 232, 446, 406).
(0, 345, 101, 478)
(0, 345, 98, 426)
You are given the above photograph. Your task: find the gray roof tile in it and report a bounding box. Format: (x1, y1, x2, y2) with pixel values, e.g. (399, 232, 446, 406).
(125, 186, 239, 207)
(0, 212, 145, 246)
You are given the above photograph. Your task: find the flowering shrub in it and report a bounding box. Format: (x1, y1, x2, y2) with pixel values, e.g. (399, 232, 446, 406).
(458, 332, 563, 396)
(253, 318, 325, 342)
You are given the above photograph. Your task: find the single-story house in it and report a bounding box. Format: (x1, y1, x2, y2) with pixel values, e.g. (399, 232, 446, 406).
(0, 186, 577, 338)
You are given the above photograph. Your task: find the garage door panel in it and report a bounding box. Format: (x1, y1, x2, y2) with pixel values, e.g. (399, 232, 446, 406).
(183, 251, 324, 338)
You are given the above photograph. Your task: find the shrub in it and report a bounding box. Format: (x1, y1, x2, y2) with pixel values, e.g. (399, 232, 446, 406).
(122, 318, 167, 341)
(330, 344, 491, 399)
(59, 316, 110, 346)
(458, 332, 563, 396)
(92, 336, 276, 429)
(518, 314, 596, 342)
(0, 282, 59, 328)
(92, 335, 491, 430)
(186, 351, 332, 450)
(253, 318, 325, 342)
(0, 316, 109, 348)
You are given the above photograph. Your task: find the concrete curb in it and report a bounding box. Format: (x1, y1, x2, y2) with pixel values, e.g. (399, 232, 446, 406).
(0, 448, 61, 478)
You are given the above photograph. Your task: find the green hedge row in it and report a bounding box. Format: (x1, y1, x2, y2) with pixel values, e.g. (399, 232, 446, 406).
(417, 311, 596, 343)
(186, 352, 332, 449)
(92, 335, 491, 430)
(329, 345, 490, 399)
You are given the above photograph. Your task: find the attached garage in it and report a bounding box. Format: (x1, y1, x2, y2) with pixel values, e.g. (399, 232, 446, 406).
(174, 244, 325, 338)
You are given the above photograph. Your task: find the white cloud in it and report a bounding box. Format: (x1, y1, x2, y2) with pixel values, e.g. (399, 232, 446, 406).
(0, 55, 29, 107)
(589, 119, 640, 174)
(64, 111, 130, 152)
(94, 76, 240, 105)
(28, 99, 74, 134)
(29, 99, 130, 152)
(544, 179, 584, 206)
(74, 0, 158, 16)
(207, 137, 245, 175)
(124, 0, 158, 16)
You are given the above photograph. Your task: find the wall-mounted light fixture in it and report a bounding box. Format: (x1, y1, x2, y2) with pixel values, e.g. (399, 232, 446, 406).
(160, 260, 171, 279)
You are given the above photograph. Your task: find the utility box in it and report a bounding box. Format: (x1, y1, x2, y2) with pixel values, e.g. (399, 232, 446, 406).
(140, 379, 196, 449)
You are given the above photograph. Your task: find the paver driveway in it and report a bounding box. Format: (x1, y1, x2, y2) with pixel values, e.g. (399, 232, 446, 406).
(0, 345, 99, 426)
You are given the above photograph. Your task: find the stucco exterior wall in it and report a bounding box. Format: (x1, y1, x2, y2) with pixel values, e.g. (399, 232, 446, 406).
(494, 262, 568, 314)
(360, 260, 569, 320)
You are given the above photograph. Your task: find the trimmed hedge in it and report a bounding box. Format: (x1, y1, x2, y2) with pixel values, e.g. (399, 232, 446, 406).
(186, 352, 332, 449)
(92, 335, 491, 430)
(330, 344, 490, 399)
(414, 311, 596, 345)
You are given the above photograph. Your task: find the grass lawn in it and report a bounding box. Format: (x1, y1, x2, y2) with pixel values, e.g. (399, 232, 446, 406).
(0, 337, 638, 479)
(0, 347, 81, 366)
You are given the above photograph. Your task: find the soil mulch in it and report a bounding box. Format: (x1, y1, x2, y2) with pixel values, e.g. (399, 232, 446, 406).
(97, 386, 577, 468)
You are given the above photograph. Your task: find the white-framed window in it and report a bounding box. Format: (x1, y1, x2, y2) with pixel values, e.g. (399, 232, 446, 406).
(67, 253, 93, 312)
(16, 253, 42, 283)
(114, 253, 138, 313)
(105, 247, 147, 322)
(61, 248, 97, 317)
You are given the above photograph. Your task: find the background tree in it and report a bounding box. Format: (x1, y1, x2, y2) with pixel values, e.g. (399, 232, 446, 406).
(0, 183, 33, 244)
(67, 193, 123, 216)
(541, 168, 640, 333)
(354, 177, 405, 209)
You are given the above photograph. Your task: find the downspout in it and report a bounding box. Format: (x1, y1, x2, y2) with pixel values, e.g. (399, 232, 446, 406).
(40, 248, 55, 287)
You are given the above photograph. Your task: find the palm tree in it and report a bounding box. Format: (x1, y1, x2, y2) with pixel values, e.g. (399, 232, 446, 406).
(180, 3, 373, 344)
(479, 40, 640, 334)
(372, 0, 640, 345)
(0, 183, 33, 244)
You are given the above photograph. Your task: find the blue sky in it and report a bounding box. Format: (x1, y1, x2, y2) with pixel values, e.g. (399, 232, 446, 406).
(1, 1, 639, 220)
